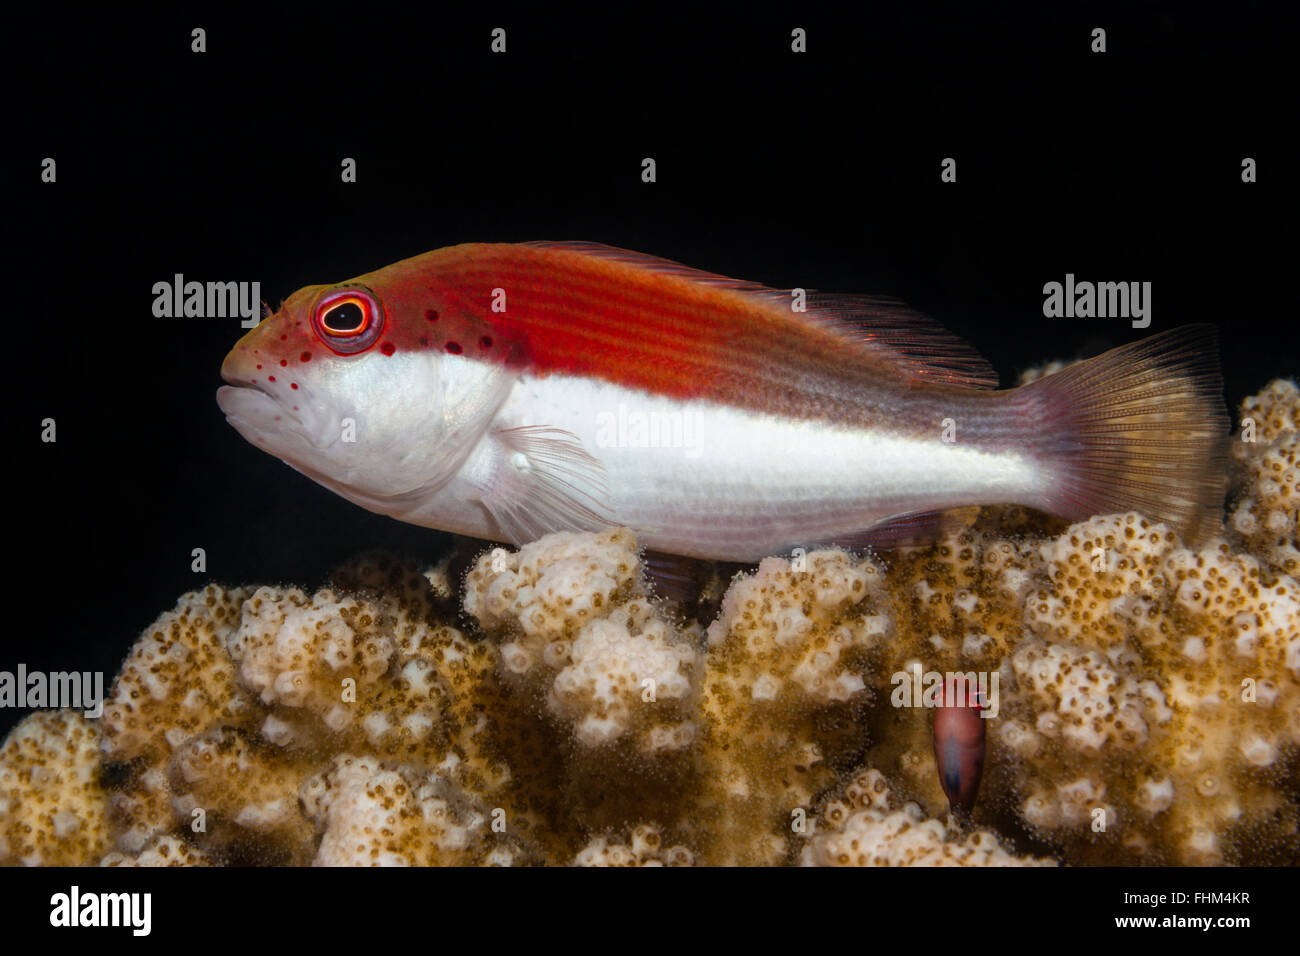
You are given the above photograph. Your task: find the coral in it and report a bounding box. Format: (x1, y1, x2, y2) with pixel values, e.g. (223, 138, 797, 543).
(800, 767, 1053, 866)
(0, 711, 110, 865)
(302, 754, 527, 866)
(687, 550, 887, 864)
(1229, 379, 1300, 578)
(464, 529, 700, 753)
(999, 513, 1300, 863)
(68, 556, 524, 866)
(867, 501, 1300, 863)
(1, 379, 1297, 867)
(101, 834, 213, 867)
(461, 532, 887, 864)
(572, 824, 694, 866)
(101, 584, 253, 766)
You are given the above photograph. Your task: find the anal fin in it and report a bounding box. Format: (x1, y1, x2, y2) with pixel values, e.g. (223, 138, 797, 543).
(823, 506, 981, 551)
(641, 550, 705, 605)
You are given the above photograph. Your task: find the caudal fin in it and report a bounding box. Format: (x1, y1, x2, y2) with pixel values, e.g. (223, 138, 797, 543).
(1023, 325, 1229, 544)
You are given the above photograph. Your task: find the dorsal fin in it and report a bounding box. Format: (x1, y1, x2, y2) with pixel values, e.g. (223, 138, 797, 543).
(522, 240, 998, 389)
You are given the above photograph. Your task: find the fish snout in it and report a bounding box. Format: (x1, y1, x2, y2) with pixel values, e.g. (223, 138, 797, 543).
(220, 346, 260, 387)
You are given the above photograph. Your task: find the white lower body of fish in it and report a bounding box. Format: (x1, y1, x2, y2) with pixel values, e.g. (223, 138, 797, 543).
(402, 374, 1048, 561)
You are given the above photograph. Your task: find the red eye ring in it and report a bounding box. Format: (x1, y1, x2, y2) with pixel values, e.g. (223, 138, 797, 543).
(311, 286, 385, 354)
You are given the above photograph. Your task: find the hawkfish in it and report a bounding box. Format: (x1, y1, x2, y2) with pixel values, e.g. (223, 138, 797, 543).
(217, 241, 1229, 562)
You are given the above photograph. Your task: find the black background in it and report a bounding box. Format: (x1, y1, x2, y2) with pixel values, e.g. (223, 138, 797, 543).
(2, 4, 1294, 742)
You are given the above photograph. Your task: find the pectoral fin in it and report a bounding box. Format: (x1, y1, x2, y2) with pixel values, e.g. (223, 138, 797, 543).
(474, 425, 614, 545)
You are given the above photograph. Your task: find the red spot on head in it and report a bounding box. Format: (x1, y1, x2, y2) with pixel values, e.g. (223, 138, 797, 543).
(268, 375, 276, 382)
(300, 351, 312, 362)
(293, 406, 299, 411)
(290, 382, 299, 390)
(280, 334, 288, 341)
(279, 359, 288, 367)
(480, 335, 493, 349)
(425, 309, 439, 322)
(445, 341, 462, 354)
(380, 342, 396, 356)
(256, 364, 262, 370)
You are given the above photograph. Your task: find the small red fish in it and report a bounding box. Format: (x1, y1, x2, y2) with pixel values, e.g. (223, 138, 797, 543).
(934, 679, 987, 815)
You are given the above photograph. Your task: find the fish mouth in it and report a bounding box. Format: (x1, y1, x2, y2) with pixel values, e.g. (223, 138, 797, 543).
(216, 380, 275, 410)
(216, 381, 297, 435)
(217, 359, 340, 452)
(218, 357, 286, 416)
(219, 353, 307, 435)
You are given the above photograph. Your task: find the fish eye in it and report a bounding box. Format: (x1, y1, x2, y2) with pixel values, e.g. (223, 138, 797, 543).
(324, 301, 364, 333)
(311, 287, 385, 354)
